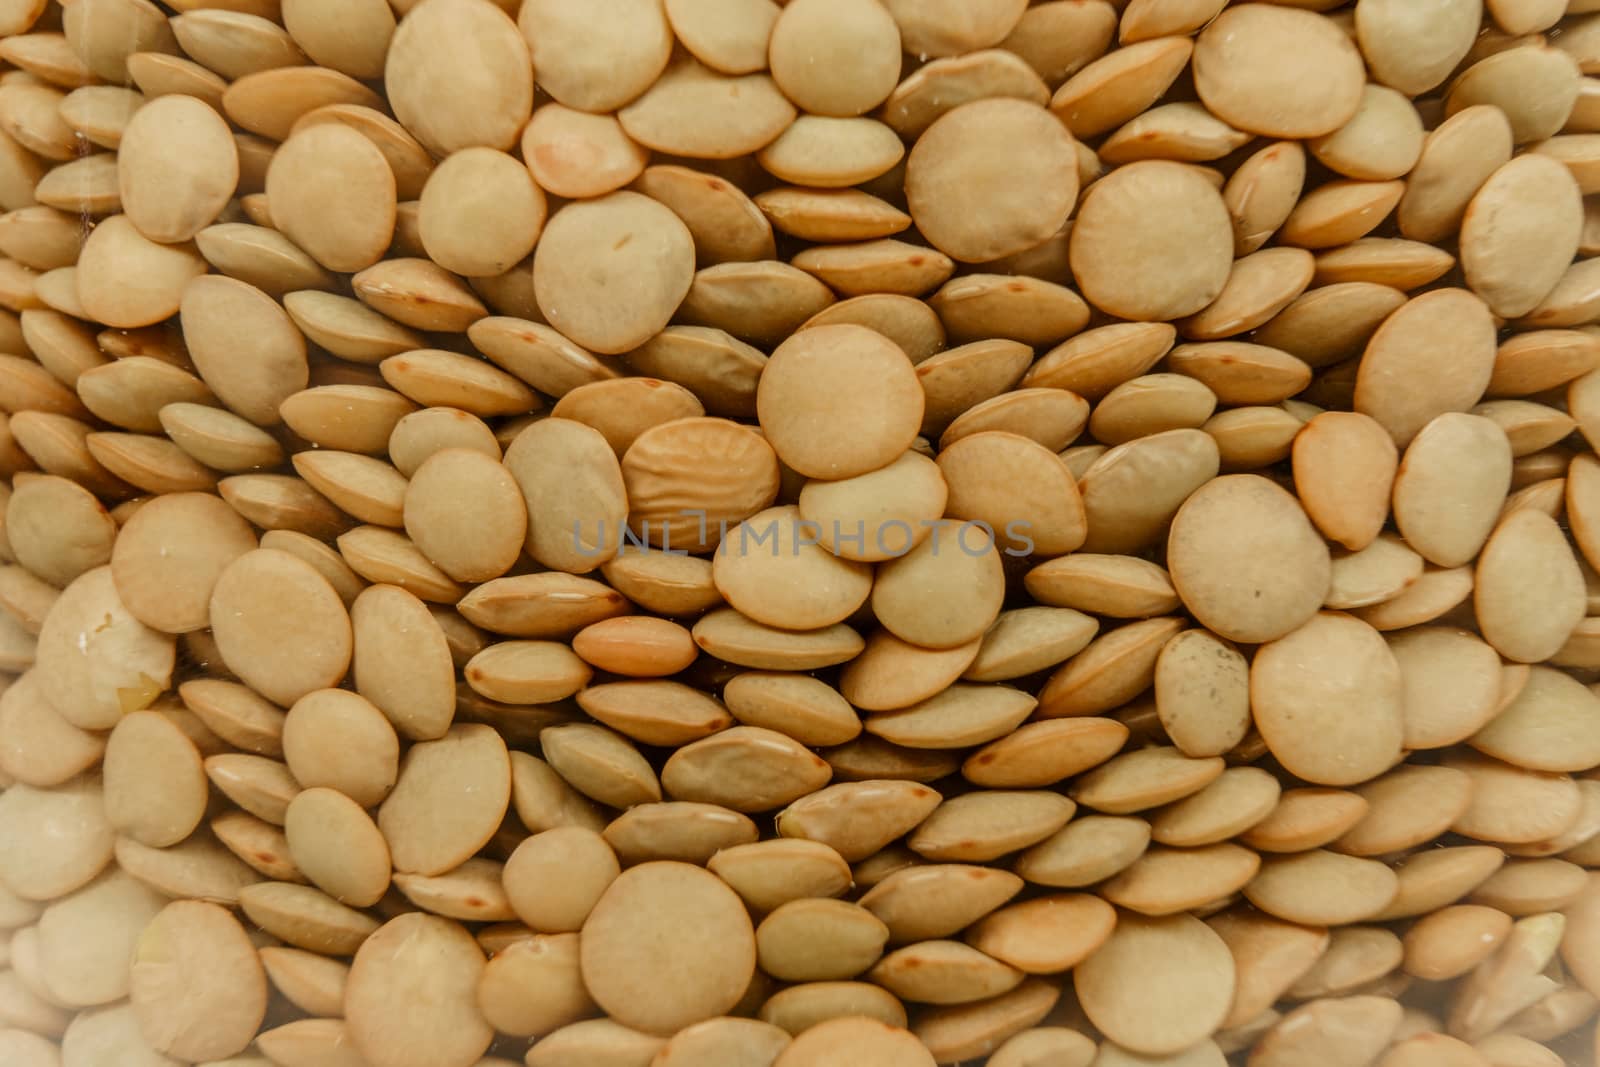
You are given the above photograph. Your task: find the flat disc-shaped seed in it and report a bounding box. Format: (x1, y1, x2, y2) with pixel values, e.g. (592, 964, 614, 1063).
(1252, 613, 1404, 787)
(265, 123, 396, 274)
(1101, 100, 1251, 167)
(37, 868, 168, 1007)
(710, 839, 852, 922)
(1193, 5, 1363, 137)
(871, 939, 1025, 1004)
(1355, 289, 1497, 446)
(1244, 850, 1399, 926)
(1036, 615, 1184, 719)
(839, 629, 981, 712)
(418, 147, 544, 278)
(1335, 765, 1474, 857)
(938, 431, 1087, 557)
(468, 640, 592, 705)
(402, 449, 524, 583)
(1392, 413, 1513, 568)
(110, 491, 257, 634)
(346, 913, 492, 1067)
(1461, 155, 1583, 319)
(1309, 84, 1425, 182)
(210, 549, 351, 708)
(237, 881, 379, 954)
(769, 0, 901, 118)
(519, 0, 672, 112)
(204, 753, 299, 825)
(1101, 844, 1261, 915)
(279, 0, 393, 78)
(257, 948, 349, 1023)
(388, 407, 499, 477)
(350, 584, 455, 741)
(910, 791, 1076, 862)
(506, 417, 629, 572)
(181, 274, 308, 427)
(962, 717, 1127, 789)
(1355, 0, 1480, 96)
(964, 606, 1098, 684)
(1069, 160, 1232, 321)
(474, 931, 593, 1037)
(0, 672, 105, 787)
(549, 377, 703, 456)
(0, 777, 114, 900)
(905, 99, 1077, 263)
(6, 473, 116, 587)
(870, 683, 1037, 752)
(503, 827, 619, 933)
(75, 214, 207, 329)
(1151, 629, 1250, 759)
(654, 1016, 793, 1067)
(757, 324, 922, 480)
(1078, 428, 1218, 554)
(1239, 788, 1369, 856)
(102, 709, 207, 848)
(522, 103, 649, 200)
(285, 787, 391, 907)
(1397, 106, 1513, 245)
(582, 861, 756, 1036)
(354, 259, 488, 333)
(715, 506, 873, 630)
(1166, 474, 1330, 644)
(1325, 535, 1423, 611)
(129, 900, 266, 1062)
(533, 193, 695, 355)
(1151, 767, 1281, 848)
(35, 565, 175, 731)
(1292, 411, 1398, 551)
(758, 117, 906, 190)
(1388, 626, 1505, 750)
(1472, 666, 1600, 773)
(662, 726, 832, 813)
(774, 1017, 934, 1067)
(1089, 372, 1218, 444)
(797, 451, 947, 563)
(618, 58, 797, 160)
(1076, 914, 1234, 1056)
(1070, 746, 1224, 814)
(1254, 997, 1403, 1067)
(720, 672, 861, 748)
(117, 94, 236, 244)
(282, 688, 399, 808)
(386, 0, 530, 155)
(1447, 753, 1582, 848)
(1048, 36, 1194, 141)
(574, 679, 729, 748)
(505, 751, 611, 831)
(1406, 905, 1512, 981)
(373, 721, 508, 876)
(194, 220, 335, 296)
(1475, 509, 1586, 664)
(960, 895, 1113, 979)
(757, 898, 890, 982)
(776, 780, 941, 862)
(872, 529, 1004, 649)
(456, 572, 625, 638)
(1448, 46, 1581, 146)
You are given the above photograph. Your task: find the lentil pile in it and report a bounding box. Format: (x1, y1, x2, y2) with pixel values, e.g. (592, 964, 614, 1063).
(1, 0, 1600, 1065)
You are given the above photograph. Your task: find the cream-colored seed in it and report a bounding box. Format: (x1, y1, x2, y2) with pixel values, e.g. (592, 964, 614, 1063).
(1, 2, 1597, 1063)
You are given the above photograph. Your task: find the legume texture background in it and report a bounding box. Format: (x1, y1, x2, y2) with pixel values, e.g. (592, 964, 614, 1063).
(0, 0, 1599, 1065)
